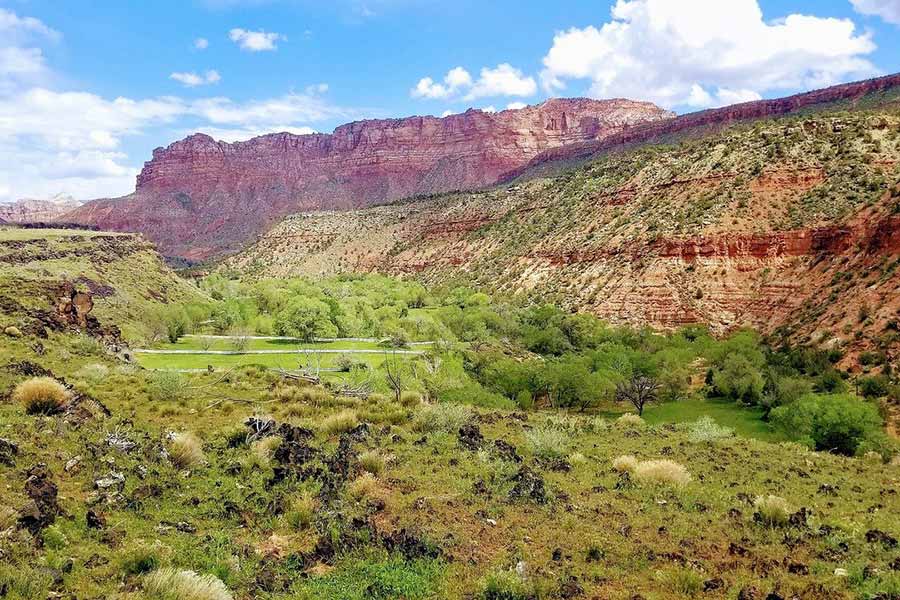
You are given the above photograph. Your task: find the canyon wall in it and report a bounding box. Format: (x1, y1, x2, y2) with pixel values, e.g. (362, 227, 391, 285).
(68, 99, 672, 260)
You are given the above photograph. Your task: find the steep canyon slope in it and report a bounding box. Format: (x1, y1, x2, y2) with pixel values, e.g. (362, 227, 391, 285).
(67, 99, 672, 260)
(226, 101, 900, 363)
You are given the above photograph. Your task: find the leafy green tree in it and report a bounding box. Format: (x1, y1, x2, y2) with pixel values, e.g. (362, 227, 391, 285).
(770, 394, 884, 456)
(274, 298, 338, 341)
(712, 353, 765, 404)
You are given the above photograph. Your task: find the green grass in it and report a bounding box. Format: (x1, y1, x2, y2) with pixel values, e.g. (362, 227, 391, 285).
(292, 552, 445, 600)
(151, 337, 388, 352)
(642, 398, 785, 442)
(0, 226, 124, 241)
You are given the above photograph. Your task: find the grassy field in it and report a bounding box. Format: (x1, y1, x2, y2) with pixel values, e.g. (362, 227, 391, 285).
(643, 398, 785, 442)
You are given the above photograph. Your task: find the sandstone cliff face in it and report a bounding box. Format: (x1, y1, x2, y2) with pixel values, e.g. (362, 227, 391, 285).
(68, 99, 672, 260)
(227, 110, 900, 367)
(505, 73, 900, 181)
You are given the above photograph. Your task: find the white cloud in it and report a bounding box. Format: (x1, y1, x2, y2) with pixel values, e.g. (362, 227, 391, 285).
(305, 83, 329, 95)
(441, 109, 456, 117)
(540, 0, 877, 109)
(481, 105, 497, 113)
(229, 28, 285, 51)
(170, 70, 221, 87)
(190, 92, 348, 126)
(465, 64, 536, 100)
(850, 0, 900, 25)
(412, 63, 536, 101)
(506, 101, 528, 110)
(0, 9, 59, 93)
(194, 37, 210, 49)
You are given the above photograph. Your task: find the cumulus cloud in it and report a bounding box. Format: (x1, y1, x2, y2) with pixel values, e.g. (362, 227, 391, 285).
(170, 70, 221, 87)
(305, 83, 329, 95)
(412, 63, 536, 102)
(194, 37, 210, 49)
(850, 0, 900, 24)
(540, 0, 877, 109)
(506, 102, 528, 110)
(0, 9, 59, 93)
(229, 28, 285, 51)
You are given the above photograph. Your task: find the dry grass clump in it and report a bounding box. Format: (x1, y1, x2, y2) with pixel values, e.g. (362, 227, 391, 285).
(168, 433, 205, 469)
(286, 492, 317, 530)
(321, 409, 359, 435)
(616, 413, 645, 428)
(568, 452, 588, 467)
(13, 377, 69, 415)
(399, 391, 422, 408)
(633, 460, 692, 487)
(358, 450, 385, 475)
(753, 495, 792, 527)
(4, 325, 22, 338)
(413, 402, 473, 433)
(524, 426, 569, 459)
(249, 436, 282, 468)
(143, 568, 233, 600)
(347, 473, 380, 501)
(612, 454, 639, 474)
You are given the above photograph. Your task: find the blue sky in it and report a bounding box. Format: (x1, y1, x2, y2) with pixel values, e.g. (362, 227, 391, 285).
(1, 0, 900, 201)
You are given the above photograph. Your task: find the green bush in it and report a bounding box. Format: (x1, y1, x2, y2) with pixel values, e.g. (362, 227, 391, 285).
(770, 393, 883, 456)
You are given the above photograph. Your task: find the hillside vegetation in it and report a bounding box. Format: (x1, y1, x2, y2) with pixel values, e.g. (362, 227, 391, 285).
(1, 239, 899, 598)
(227, 107, 900, 371)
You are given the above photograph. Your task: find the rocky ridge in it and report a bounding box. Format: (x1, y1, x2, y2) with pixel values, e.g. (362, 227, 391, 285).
(67, 99, 672, 260)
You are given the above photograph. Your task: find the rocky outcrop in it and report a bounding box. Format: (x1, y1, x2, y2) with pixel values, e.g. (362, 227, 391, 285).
(504, 73, 900, 181)
(67, 99, 673, 260)
(0, 194, 82, 223)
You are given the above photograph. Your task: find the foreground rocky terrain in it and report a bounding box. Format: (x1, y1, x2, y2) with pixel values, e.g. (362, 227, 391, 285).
(67, 99, 671, 261)
(228, 92, 900, 368)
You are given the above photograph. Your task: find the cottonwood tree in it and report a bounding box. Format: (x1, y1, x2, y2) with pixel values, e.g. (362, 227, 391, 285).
(384, 351, 405, 403)
(616, 374, 661, 416)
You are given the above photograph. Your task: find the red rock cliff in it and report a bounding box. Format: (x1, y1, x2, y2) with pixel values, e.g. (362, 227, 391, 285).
(69, 98, 673, 260)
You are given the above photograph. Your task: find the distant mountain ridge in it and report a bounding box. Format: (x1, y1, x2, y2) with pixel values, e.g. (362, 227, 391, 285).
(66, 98, 674, 260)
(67, 99, 674, 260)
(0, 194, 83, 223)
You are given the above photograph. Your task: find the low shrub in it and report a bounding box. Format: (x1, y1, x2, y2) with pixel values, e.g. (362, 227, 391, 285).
(413, 402, 473, 433)
(399, 391, 422, 408)
(686, 416, 734, 443)
(633, 460, 691, 487)
(169, 433, 205, 469)
(524, 426, 569, 459)
(321, 409, 359, 435)
(4, 325, 22, 337)
(249, 436, 281, 468)
(148, 371, 189, 403)
(13, 377, 69, 415)
(143, 568, 233, 600)
(480, 570, 531, 600)
(121, 544, 161, 575)
(615, 413, 645, 428)
(753, 495, 792, 527)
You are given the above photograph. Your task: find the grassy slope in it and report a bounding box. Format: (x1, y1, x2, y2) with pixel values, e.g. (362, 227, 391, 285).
(0, 340, 897, 599)
(0, 227, 207, 341)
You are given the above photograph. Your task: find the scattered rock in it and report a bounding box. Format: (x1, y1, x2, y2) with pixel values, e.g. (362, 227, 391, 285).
(94, 471, 125, 491)
(64, 455, 82, 473)
(493, 439, 522, 462)
(105, 432, 137, 453)
(703, 578, 724, 592)
(381, 529, 441, 560)
(457, 424, 484, 451)
(833, 568, 848, 577)
(0, 438, 18, 466)
(737, 586, 762, 600)
(17, 463, 60, 535)
(866, 529, 898, 549)
(509, 467, 547, 504)
(86, 509, 106, 529)
(558, 576, 584, 599)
